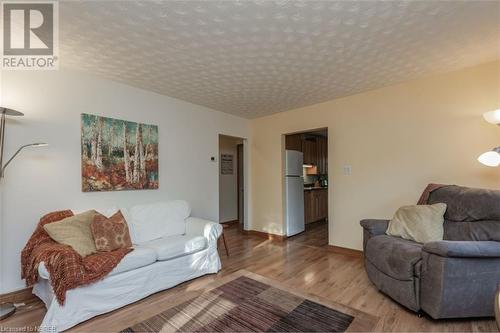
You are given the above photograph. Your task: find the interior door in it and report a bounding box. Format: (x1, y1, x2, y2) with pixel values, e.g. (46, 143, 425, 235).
(237, 144, 244, 230)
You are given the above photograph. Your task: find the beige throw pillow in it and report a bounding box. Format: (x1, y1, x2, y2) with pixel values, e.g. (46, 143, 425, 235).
(44, 210, 103, 257)
(386, 203, 447, 243)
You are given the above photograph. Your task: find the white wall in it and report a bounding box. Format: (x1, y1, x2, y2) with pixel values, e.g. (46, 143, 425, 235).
(0, 70, 250, 293)
(218, 135, 243, 223)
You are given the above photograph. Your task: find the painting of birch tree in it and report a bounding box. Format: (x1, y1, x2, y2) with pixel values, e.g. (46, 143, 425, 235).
(81, 113, 159, 192)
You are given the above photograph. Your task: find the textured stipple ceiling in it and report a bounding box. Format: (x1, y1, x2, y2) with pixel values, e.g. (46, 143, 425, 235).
(60, 1, 500, 119)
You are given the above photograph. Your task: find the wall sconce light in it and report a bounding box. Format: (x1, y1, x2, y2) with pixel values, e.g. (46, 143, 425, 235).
(478, 147, 500, 167)
(478, 109, 500, 167)
(483, 109, 500, 125)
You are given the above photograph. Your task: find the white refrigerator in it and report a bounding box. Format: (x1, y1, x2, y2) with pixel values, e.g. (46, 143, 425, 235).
(285, 150, 305, 237)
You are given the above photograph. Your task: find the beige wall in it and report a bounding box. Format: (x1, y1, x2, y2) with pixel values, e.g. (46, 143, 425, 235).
(250, 61, 500, 250)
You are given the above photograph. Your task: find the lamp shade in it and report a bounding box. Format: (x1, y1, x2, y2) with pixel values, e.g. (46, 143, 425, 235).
(483, 109, 500, 125)
(478, 148, 500, 167)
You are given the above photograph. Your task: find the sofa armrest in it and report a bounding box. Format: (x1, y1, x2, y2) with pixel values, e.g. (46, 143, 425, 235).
(38, 262, 50, 280)
(360, 219, 389, 252)
(423, 241, 500, 258)
(360, 219, 389, 236)
(185, 217, 222, 244)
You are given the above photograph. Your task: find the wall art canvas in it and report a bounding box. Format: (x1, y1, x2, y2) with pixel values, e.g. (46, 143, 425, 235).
(81, 113, 159, 192)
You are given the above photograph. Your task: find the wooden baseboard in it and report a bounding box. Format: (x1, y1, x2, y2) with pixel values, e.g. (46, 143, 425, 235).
(328, 245, 364, 258)
(0, 287, 34, 304)
(243, 230, 286, 242)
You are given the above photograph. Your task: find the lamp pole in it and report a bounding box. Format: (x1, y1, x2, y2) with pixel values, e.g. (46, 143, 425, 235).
(0, 108, 24, 320)
(0, 107, 48, 321)
(0, 109, 7, 174)
(0, 108, 24, 178)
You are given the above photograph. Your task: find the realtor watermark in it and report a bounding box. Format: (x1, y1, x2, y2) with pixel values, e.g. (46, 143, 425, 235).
(1, 1, 59, 70)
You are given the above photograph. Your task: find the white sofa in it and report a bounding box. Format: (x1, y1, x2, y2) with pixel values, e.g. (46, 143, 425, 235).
(33, 200, 223, 332)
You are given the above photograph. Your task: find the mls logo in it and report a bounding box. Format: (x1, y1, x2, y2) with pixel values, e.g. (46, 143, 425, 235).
(1, 1, 59, 70)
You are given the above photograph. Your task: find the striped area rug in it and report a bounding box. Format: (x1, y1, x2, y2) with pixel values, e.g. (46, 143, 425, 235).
(122, 271, 378, 332)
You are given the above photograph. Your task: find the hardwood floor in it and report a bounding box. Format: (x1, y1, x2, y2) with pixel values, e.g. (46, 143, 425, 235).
(1, 224, 498, 332)
(287, 219, 329, 247)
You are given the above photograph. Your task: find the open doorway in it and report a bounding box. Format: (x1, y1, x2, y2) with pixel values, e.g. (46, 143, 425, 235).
(219, 134, 245, 230)
(284, 128, 328, 247)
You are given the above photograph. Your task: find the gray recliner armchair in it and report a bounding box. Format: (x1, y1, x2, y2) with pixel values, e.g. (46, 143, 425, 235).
(361, 185, 500, 319)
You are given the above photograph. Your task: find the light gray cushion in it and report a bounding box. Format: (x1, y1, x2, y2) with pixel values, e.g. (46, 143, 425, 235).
(141, 234, 207, 261)
(110, 246, 157, 275)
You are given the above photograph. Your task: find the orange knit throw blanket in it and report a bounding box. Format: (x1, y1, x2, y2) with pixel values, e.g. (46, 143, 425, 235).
(21, 210, 132, 305)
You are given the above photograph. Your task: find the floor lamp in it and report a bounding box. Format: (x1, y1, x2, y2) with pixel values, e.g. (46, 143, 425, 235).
(478, 109, 500, 167)
(0, 107, 47, 321)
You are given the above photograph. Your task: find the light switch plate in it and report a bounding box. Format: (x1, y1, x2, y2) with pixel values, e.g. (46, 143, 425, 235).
(343, 165, 352, 175)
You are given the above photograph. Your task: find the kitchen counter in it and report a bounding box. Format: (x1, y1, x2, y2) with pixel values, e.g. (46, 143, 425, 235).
(304, 187, 328, 191)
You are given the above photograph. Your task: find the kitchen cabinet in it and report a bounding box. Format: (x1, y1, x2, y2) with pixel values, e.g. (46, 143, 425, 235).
(285, 133, 327, 174)
(304, 188, 328, 224)
(304, 190, 315, 224)
(316, 136, 328, 174)
(285, 134, 303, 152)
(303, 137, 318, 165)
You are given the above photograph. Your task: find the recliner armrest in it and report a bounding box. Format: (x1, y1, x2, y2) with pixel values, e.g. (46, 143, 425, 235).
(360, 219, 389, 237)
(185, 217, 222, 244)
(423, 240, 500, 258)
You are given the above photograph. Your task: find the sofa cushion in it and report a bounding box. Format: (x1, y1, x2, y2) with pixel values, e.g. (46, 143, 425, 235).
(126, 201, 191, 244)
(141, 234, 207, 261)
(428, 185, 500, 222)
(38, 246, 157, 279)
(110, 246, 157, 276)
(365, 235, 422, 280)
(443, 220, 500, 241)
(427, 186, 500, 241)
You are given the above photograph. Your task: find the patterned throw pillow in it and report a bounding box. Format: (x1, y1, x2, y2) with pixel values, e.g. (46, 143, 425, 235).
(91, 210, 132, 252)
